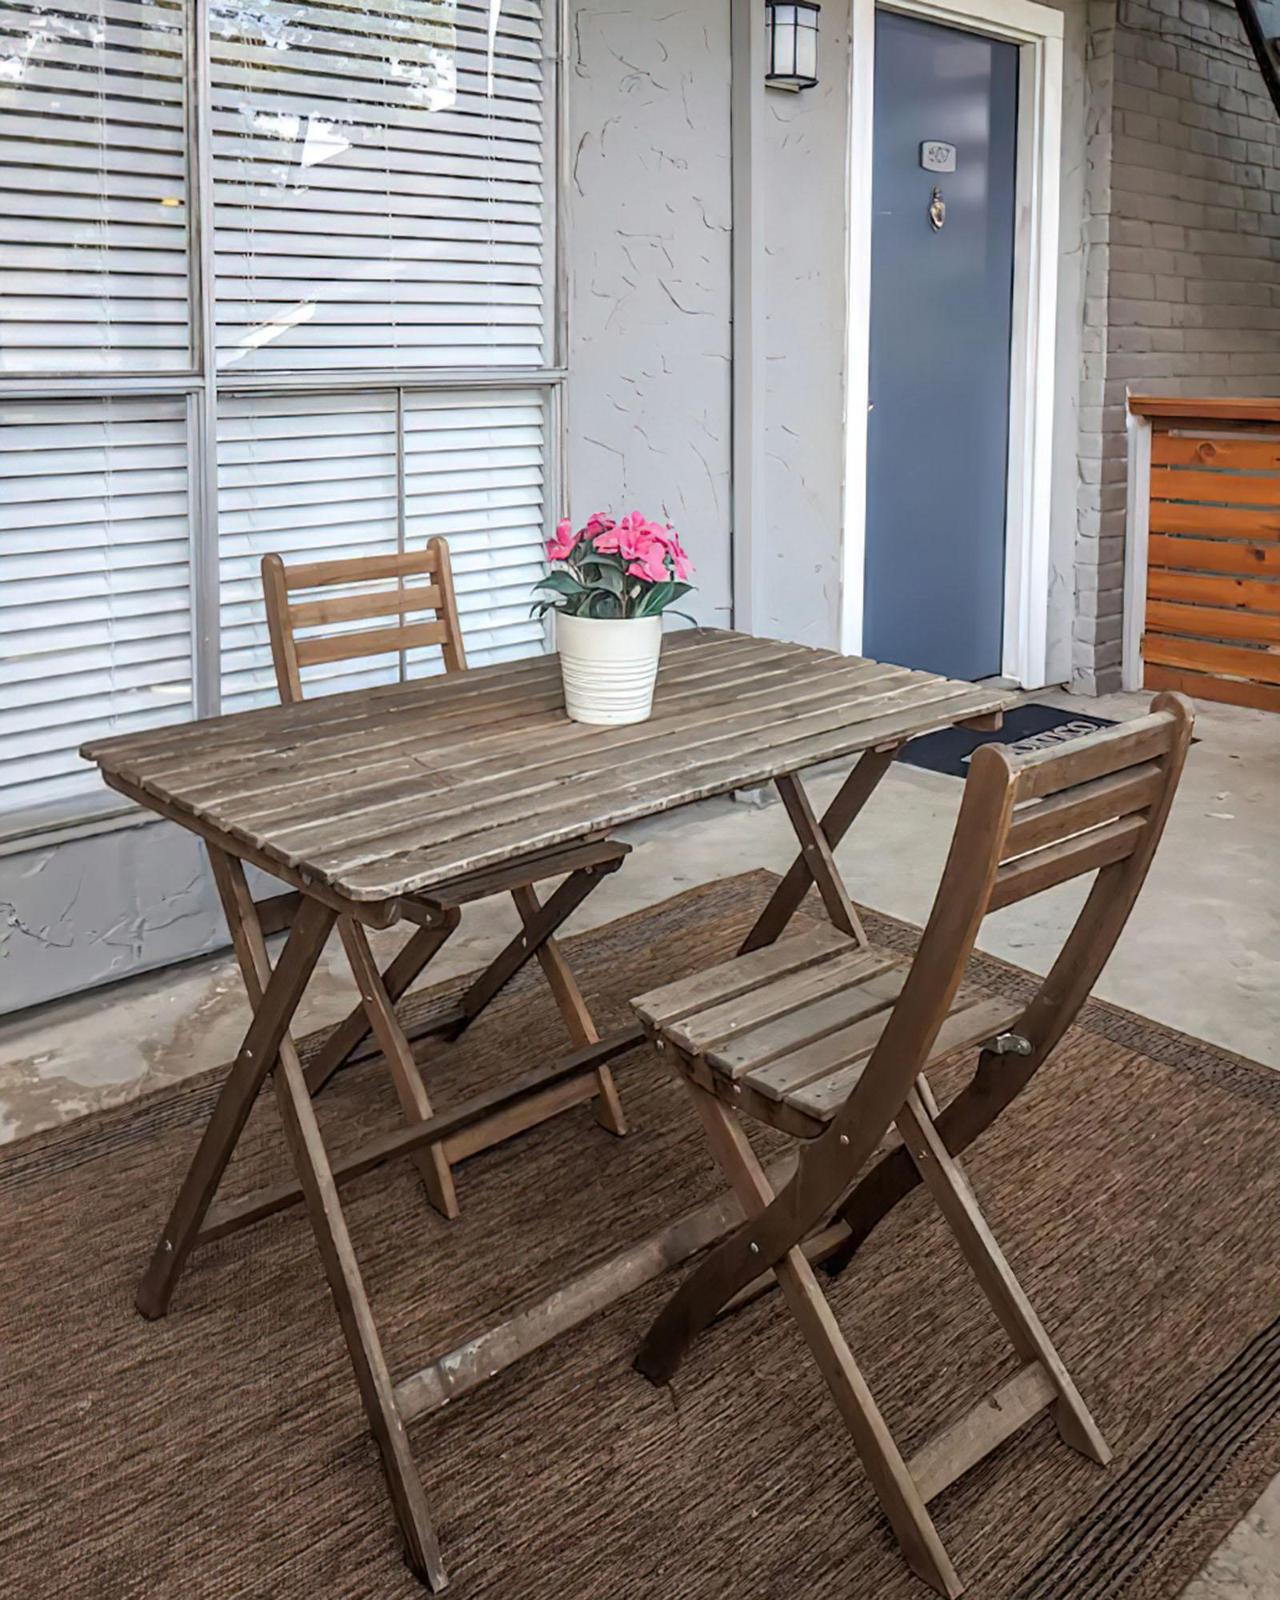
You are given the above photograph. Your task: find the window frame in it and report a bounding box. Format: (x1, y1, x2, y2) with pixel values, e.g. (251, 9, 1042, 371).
(0, 0, 567, 848)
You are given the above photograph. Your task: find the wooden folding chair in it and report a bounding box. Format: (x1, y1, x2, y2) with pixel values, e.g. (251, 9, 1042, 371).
(630, 692, 1195, 1598)
(258, 538, 629, 1219)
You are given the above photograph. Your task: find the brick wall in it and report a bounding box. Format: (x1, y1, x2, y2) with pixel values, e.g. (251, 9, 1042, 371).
(1073, 0, 1280, 692)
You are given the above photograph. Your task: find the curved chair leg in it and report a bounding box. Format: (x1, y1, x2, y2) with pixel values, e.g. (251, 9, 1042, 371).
(653, 1081, 964, 1600)
(824, 1049, 1041, 1278)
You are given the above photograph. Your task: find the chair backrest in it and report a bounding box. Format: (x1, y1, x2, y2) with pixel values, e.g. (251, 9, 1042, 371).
(825, 691, 1195, 1165)
(260, 539, 466, 704)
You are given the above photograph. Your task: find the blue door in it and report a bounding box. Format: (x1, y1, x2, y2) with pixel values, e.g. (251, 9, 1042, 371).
(863, 10, 1019, 681)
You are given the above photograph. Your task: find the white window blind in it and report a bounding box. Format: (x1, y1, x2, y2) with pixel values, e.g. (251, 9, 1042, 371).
(0, 0, 191, 374)
(219, 386, 548, 711)
(211, 0, 548, 372)
(0, 396, 192, 816)
(0, 0, 556, 832)
(403, 388, 547, 666)
(218, 390, 400, 710)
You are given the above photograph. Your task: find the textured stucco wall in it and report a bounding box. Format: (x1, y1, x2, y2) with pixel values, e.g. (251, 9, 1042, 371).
(564, 0, 734, 625)
(758, 6, 853, 647)
(1075, 0, 1280, 691)
(0, 822, 225, 1015)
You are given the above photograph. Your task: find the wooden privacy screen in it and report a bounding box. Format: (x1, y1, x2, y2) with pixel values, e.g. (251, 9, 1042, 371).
(1131, 396, 1280, 713)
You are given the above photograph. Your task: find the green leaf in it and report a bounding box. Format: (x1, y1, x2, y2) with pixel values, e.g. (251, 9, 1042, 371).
(585, 588, 623, 619)
(578, 559, 625, 596)
(534, 570, 588, 598)
(634, 580, 694, 617)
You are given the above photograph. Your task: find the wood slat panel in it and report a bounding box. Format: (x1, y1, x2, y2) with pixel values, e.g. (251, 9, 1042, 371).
(1004, 764, 1163, 859)
(249, 667, 928, 856)
(1146, 598, 1280, 646)
(283, 547, 442, 589)
(788, 996, 1022, 1122)
(288, 585, 444, 629)
(1142, 633, 1280, 686)
(988, 816, 1146, 911)
(1151, 433, 1280, 471)
(667, 950, 901, 1058)
(632, 925, 855, 1030)
(234, 658, 914, 839)
(1147, 534, 1280, 576)
(82, 631, 1013, 905)
(1149, 467, 1280, 507)
(1131, 396, 1280, 422)
(1147, 568, 1280, 613)
(293, 618, 449, 666)
(174, 642, 831, 816)
(706, 968, 908, 1082)
(330, 683, 1007, 897)
(1011, 714, 1173, 801)
(1143, 662, 1280, 713)
(1149, 502, 1280, 539)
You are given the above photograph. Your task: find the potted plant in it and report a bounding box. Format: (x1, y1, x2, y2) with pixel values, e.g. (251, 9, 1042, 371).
(534, 511, 695, 725)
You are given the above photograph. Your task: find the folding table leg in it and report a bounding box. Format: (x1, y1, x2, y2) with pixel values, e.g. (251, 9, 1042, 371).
(136, 883, 337, 1321)
(340, 919, 460, 1220)
(511, 883, 626, 1136)
(740, 746, 899, 955)
(448, 861, 618, 1037)
(680, 1080, 964, 1600)
(305, 913, 460, 1096)
(206, 850, 447, 1588)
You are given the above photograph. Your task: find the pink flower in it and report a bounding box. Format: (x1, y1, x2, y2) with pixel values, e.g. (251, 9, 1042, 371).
(546, 517, 578, 562)
(626, 530, 671, 583)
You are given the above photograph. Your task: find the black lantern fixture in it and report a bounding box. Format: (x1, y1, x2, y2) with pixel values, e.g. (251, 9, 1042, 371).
(765, 1, 820, 91)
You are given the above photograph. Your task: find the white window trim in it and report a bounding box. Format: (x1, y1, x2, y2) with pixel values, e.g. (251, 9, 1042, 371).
(840, 0, 1064, 689)
(0, 0, 568, 848)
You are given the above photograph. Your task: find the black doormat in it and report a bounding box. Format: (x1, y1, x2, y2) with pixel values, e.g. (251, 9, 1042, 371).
(898, 702, 1117, 779)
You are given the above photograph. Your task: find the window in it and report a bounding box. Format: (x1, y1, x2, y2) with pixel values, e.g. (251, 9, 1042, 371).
(0, 0, 558, 834)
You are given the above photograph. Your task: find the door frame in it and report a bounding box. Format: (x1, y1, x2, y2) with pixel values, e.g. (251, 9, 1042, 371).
(841, 0, 1064, 687)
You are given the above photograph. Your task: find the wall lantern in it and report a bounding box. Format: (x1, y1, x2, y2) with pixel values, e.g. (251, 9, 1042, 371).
(765, 1, 820, 91)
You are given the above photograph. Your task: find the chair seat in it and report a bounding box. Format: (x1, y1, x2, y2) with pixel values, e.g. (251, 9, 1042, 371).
(634, 926, 1022, 1136)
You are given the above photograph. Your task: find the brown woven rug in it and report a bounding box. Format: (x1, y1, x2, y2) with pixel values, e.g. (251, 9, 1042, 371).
(1, 871, 1278, 1600)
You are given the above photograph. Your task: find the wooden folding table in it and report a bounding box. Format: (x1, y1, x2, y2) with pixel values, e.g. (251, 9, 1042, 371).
(82, 628, 1009, 1589)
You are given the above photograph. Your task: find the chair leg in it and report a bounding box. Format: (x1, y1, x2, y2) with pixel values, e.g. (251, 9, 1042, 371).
(895, 1089, 1111, 1465)
(682, 1082, 965, 1600)
(511, 884, 627, 1136)
(341, 919, 459, 1221)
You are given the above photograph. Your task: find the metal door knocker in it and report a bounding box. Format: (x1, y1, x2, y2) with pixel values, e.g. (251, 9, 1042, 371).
(929, 186, 946, 231)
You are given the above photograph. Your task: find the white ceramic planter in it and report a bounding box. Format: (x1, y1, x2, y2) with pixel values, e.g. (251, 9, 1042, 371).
(556, 612, 663, 726)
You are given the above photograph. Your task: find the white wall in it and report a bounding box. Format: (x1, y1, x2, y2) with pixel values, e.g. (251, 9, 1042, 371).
(565, 1, 735, 625)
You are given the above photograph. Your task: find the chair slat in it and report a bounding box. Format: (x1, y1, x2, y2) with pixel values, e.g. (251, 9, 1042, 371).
(1012, 713, 1174, 800)
(1004, 762, 1164, 860)
(666, 948, 899, 1056)
(294, 619, 449, 668)
(706, 966, 908, 1080)
(631, 925, 853, 1031)
(289, 585, 444, 630)
(283, 548, 441, 590)
(787, 994, 1023, 1122)
(989, 815, 1146, 911)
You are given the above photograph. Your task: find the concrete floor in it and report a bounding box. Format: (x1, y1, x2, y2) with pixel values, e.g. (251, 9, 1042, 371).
(1, 687, 1277, 1593)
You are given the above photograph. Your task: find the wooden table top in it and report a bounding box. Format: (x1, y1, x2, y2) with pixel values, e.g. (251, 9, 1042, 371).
(83, 630, 1010, 906)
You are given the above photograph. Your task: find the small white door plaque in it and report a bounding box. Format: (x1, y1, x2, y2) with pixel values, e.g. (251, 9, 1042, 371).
(920, 140, 957, 173)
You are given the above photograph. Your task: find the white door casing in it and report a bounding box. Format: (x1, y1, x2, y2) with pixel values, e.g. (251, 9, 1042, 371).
(841, 0, 1064, 687)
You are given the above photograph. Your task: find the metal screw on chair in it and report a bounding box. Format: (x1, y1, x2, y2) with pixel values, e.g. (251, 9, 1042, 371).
(985, 1032, 1033, 1057)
